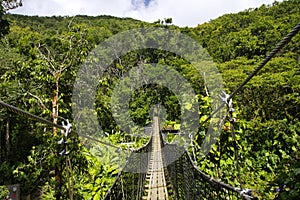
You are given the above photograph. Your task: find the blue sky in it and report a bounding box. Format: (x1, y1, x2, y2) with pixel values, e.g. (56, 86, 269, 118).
(144, 0, 151, 7)
(10, 0, 281, 27)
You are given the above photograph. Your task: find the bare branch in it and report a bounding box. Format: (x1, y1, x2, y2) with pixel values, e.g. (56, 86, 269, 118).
(60, 35, 75, 71)
(67, 16, 76, 30)
(2, 0, 22, 11)
(27, 91, 49, 111)
(18, 81, 50, 113)
(203, 72, 210, 97)
(36, 43, 58, 74)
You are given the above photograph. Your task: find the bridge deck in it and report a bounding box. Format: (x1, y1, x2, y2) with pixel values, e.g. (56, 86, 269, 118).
(143, 113, 169, 200)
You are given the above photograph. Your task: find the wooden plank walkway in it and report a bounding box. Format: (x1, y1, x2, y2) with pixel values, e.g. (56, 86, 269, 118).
(143, 110, 169, 200)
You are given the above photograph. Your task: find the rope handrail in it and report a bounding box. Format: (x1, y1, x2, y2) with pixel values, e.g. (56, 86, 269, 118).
(185, 146, 253, 199)
(0, 100, 66, 130)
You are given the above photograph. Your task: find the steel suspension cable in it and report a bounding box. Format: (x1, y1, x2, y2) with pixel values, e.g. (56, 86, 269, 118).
(0, 100, 121, 149)
(0, 101, 66, 130)
(201, 22, 300, 126)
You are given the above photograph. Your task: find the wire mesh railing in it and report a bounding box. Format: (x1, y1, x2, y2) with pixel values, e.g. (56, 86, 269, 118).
(104, 132, 254, 200)
(163, 143, 253, 200)
(103, 137, 152, 200)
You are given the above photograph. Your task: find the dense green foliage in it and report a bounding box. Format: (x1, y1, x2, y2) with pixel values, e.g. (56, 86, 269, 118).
(0, 185, 9, 199)
(0, 0, 299, 199)
(192, 0, 300, 63)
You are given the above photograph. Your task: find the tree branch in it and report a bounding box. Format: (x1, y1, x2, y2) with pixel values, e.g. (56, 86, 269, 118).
(36, 43, 58, 75)
(27, 91, 49, 111)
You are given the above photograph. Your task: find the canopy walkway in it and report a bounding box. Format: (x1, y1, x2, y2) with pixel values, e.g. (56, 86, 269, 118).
(104, 107, 252, 200)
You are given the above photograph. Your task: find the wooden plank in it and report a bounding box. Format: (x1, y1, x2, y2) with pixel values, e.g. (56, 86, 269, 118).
(143, 110, 169, 200)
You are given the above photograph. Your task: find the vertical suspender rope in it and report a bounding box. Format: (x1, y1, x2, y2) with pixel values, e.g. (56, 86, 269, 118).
(229, 105, 242, 189)
(219, 91, 243, 189)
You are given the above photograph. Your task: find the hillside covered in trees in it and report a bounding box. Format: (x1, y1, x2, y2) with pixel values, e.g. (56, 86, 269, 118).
(0, 0, 299, 199)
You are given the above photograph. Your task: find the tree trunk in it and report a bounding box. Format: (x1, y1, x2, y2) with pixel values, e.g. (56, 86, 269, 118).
(5, 118, 10, 163)
(55, 166, 62, 200)
(53, 73, 61, 200)
(52, 75, 59, 136)
(0, 121, 2, 167)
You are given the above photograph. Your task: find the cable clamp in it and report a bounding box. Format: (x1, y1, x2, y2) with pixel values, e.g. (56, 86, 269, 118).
(219, 91, 234, 112)
(240, 188, 257, 200)
(59, 149, 70, 156)
(219, 91, 232, 106)
(61, 119, 72, 137)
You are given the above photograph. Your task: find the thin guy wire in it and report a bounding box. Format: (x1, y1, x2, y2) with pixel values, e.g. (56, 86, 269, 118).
(0, 100, 121, 149)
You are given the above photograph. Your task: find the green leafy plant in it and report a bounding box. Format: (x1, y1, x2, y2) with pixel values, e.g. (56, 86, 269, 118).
(0, 185, 9, 199)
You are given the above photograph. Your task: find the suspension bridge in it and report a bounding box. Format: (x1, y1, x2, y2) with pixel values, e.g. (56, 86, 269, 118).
(0, 22, 299, 199)
(103, 106, 253, 200)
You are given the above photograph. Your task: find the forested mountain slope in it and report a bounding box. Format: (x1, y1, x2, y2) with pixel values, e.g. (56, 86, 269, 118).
(0, 0, 299, 199)
(191, 0, 299, 62)
(189, 1, 300, 199)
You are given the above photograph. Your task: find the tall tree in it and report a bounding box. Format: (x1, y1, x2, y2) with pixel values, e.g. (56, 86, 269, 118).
(32, 25, 89, 200)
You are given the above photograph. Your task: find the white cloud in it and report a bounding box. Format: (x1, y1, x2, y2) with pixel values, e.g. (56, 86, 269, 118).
(10, 0, 280, 27)
(12, 0, 66, 16)
(123, 0, 279, 26)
